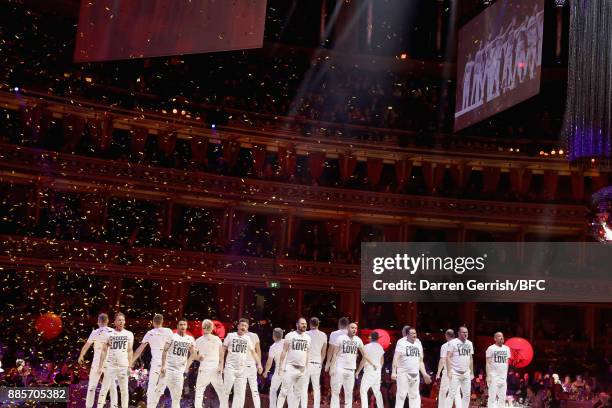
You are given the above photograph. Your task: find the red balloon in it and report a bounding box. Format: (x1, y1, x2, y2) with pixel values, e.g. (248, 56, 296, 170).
(35, 313, 62, 341)
(189, 321, 203, 338)
(213, 320, 226, 339)
(505, 337, 534, 368)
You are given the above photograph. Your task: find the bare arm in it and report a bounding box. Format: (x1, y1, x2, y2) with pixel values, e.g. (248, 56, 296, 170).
(392, 352, 399, 380)
(436, 357, 445, 379)
(185, 344, 195, 373)
(321, 340, 327, 364)
(97, 343, 108, 374)
(325, 343, 337, 372)
(78, 341, 93, 365)
(250, 348, 262, 374)
(218, 344, 225, 374)
(255, 341, 262, 363)
(131, 342, 148, 367)
(128, 339, 134, 368)
(356, 357, 365, 377)
(160, 341, 171, 375)
(469, 355, 474, 379)
(446, 350, 452, 379)
(278, 341, 290, 374)
(359, 345, 375, 368)
(419, 357, 431, 384)
(329, 347, 339, 375)
(263, 353, 274, 377)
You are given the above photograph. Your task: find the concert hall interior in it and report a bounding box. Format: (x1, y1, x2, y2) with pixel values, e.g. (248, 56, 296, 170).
(0, 0, 611, 407)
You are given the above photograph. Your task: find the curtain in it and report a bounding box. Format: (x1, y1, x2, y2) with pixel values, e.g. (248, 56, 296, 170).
(308, 152, 326, 181)
(367, 158, 383, 187)
(339, 154, 358, 182)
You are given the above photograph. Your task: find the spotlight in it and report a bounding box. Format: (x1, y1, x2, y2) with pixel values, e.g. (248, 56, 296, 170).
(558, 149, 564, 155)
(211, 124, 216, 129)
(400, 53, 407, 60)
(172, 108, 178, 114)
(13, 86, 19, 92)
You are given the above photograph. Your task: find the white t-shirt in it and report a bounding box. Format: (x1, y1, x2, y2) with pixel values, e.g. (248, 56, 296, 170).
(284, 331, 311, 367)
(106, 329, 134, 368)
(195, 334, 222, 369)
(363, 342, 384, 373)
(246, 332, 260, 366)
(87, 326, 113, 367)
(395, 338, 423, 374)
(142, 327, 173, 367)
(329, 329, 347, 347)
(486, 344, 511, 378)
(447, 338, 474, 373)
(166, 333, 195, 372)
(223, 332, 255, 370)
(334, 334, 363, 370)
(268, 340, 284, 374)
(306, 329, 327, 364)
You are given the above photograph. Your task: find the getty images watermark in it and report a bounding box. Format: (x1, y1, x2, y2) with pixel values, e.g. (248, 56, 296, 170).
(361, 242, 612, 302)
(371, 252, 545, 292)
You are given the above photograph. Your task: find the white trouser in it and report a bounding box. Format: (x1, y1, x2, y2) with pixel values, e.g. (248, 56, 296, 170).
(86, 364, 117, 408)
(396, 370, 420, 408)
(154, 369, 184, 408)
(224, 366, 248, 408)
(147, 364, 163, 408)
(245, 364, 261, 408)
(445, 371, 471, 408)
(487, 375, 507, 408)
(330, 367, 355, 408)
(438, 370, 462, 408)
(278, 364, 307, 408)
(360, 368, 383, 408)
(301, 362, 322, 408)
(97, 366, 129, 408)
(195, 366, 226, 408)
(269, 373, 282, 408)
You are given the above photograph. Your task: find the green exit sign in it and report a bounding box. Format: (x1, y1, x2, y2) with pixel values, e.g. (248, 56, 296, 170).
(267, 281, 281, 289)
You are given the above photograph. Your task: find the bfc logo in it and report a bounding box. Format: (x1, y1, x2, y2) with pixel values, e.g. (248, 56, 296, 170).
(231, 339, 248, 354)
(342, 340, 358, 355)
(405, 346, 420, 357)
(292, 339, 309, 352)
(110, 336, 128, 350)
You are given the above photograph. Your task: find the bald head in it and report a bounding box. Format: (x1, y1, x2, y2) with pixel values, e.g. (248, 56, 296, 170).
(493, 331, 504, 346)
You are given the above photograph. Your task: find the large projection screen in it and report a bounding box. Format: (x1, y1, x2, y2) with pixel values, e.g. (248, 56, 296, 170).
(454, 0, 544, 132)
(74, 0, 267, 62)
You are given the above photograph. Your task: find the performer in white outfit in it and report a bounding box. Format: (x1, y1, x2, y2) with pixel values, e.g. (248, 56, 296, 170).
(356, 331, 385, 408)
(131, 313, 173, 408)
(392, 326, 431, 408)
(222, 319, 263, 408)
(194, 319, 225, 408)
(436, 329, 462, 408)
(329, 322, 376, 408)
(96, 313, 134, 408)
(302, 317, 327, 408)
(325, 317, 348, 408)
(486, 332, 511, 408)
(78, 313, 117, 408)
(263, 328, 285, 408)
(157, 319, 195, 408)
(277, 318, 311, 408)
(445, 326, 474, 408)
(244, 319, 262, 408)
